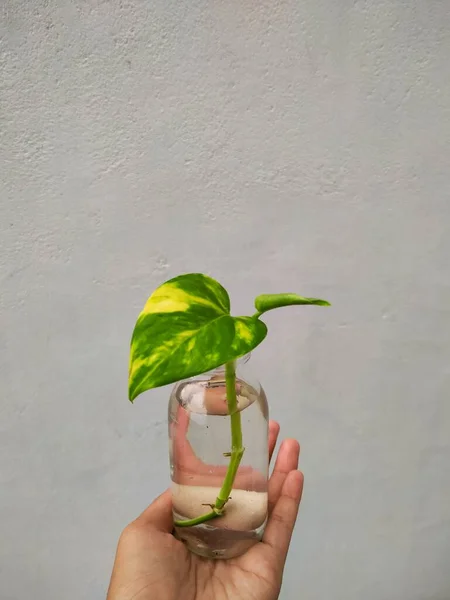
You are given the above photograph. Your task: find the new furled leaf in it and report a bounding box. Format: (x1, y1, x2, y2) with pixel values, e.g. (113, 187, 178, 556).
(254, 293, 330, 315)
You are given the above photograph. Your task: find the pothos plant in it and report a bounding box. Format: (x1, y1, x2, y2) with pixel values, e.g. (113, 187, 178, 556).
(128, 273, 329, 528)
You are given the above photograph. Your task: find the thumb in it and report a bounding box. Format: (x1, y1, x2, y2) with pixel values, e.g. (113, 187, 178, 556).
(135, 489, 174, 532)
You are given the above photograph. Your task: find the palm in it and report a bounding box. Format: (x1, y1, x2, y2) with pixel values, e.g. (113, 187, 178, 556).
(108, 423, 302, 600)
(119, 527, 281, 600)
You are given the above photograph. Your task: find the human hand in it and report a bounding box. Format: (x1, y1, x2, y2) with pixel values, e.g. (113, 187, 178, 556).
(107, 421, 303, 600)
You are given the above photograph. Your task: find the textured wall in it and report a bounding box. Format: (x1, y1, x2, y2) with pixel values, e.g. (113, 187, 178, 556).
(1, 1, 450, 599)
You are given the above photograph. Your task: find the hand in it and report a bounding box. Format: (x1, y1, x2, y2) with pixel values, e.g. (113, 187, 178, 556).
(107, 421, 303, 600)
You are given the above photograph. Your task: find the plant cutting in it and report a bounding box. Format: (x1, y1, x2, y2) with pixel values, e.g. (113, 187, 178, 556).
(128, 273, 329, 559)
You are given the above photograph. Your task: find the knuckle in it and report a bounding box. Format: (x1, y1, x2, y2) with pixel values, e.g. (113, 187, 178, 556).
(270, 511, 287, 527)
(120, 521, 140, 541)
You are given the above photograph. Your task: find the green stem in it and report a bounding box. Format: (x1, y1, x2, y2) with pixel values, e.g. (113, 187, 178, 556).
(215, 360, 244, 509)
(174, 360, 245, 528)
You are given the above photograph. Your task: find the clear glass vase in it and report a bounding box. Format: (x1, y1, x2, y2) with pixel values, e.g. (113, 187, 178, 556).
(168, 354, 269, 559)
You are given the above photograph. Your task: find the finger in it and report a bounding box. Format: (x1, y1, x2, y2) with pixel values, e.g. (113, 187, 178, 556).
(173, 404, 191, 454)
(262, 470, 304, 567)
(268, 439, 300, 513)
(172, 405, 209, 479)
(268, 420, 280, 463)
(172, 404, 197, 473)
(135, 489, 173, 532)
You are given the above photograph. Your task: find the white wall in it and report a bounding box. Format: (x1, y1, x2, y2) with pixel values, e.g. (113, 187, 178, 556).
(1, 1, 450, 598)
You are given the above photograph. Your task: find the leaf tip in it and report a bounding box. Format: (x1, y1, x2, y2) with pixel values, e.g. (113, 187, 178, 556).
(128, 383, 138, 403)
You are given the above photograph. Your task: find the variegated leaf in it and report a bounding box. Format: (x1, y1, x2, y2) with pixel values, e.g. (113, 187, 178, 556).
(129, 273, 267, 401)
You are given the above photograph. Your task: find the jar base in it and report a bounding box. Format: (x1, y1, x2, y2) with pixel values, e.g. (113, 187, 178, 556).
(174, 518, 267, 560)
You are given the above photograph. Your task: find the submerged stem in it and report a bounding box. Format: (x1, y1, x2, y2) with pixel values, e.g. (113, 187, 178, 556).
(215, 360, 244, 509)
(174, 360, 245, 528)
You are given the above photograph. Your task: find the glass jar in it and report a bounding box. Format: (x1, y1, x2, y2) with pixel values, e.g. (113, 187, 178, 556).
(168, 354, 269, 559)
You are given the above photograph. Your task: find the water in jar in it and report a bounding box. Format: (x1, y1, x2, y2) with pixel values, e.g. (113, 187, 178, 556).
(168, 367, 269, 559)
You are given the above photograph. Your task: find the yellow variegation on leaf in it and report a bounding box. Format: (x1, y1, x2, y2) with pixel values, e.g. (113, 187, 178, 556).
(128, 273, 267, 401)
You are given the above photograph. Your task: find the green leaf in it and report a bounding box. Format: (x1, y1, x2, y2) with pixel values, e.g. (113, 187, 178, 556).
(255, 293, 330, 314)
(129, 274, 267, 401)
